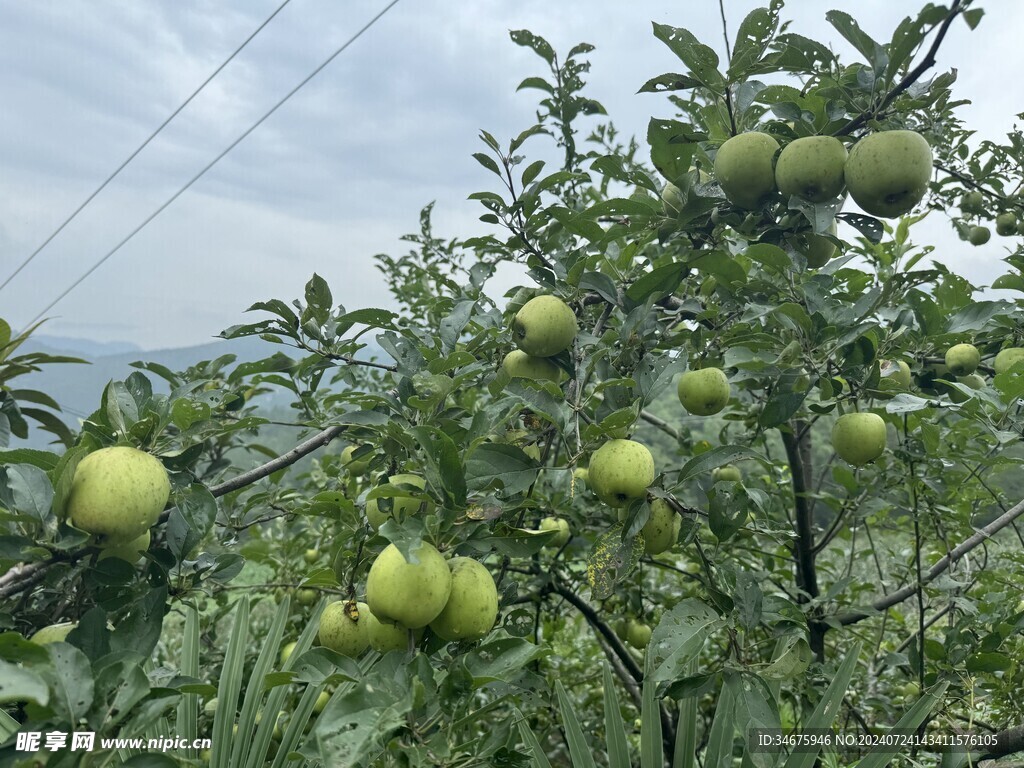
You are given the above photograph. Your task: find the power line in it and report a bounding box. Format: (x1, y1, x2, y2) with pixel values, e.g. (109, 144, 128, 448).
(0, 0, 293, 295)
(24, 0, 401, 330)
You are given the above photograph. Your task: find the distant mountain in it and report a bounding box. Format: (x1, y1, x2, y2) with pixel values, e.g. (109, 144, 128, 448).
(14, 334, 388, 446)
(28, 335, 142, 358)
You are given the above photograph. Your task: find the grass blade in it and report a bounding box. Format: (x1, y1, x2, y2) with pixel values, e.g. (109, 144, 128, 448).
(703, 674, 737, 768)
(855, 682, 949, 768)
(602, 663, 631, 768)
(515, 706, 554, 768)
(177, 603, 199, 760)
(555, 680, 598, 768)
(782, 641, 862, 768)
(672, 660, 698, 768)
(640, 678, 664, 768)
(211, 595, 250, 768)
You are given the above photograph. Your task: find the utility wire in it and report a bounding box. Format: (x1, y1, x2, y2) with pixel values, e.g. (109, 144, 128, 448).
(0, 0, 294, 294)
(24, 0, 401, 329)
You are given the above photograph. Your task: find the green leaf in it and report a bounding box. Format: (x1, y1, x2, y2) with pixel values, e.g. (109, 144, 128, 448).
(677, 445, 762, 485)
(37, 643, 94, 723)
(728, 4, 781, 80)
(603, 664, 631, 768)
(509, 29, 555, 64)
(745, 243, 791, 273)
(946, 300, 1010, 332)
(640, 678, 663, 768)
(466, 442, 539, 496)
(166, 484, 216, 563)
(0, 659, 48, 705)
(556, 680, 598, 768)
(646, 599, 723, 683)
(703, 674, 738, 768)
(782, 641, 861, 768)
(761, 635, 812, 680)
(653, 23, 726, 92)
(465, 638, 543, 686)
(515, 707, 554, 768)
(826, 10, 887, 70)
(856, 682, 948, 768)
(626, 263, 687, 305)
(966, 652, 1011, 673)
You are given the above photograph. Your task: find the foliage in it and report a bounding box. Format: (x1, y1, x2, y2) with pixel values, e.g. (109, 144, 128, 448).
(4, 1, 1024, 766)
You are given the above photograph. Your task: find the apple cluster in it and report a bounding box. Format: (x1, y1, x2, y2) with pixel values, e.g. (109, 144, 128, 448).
(714, 129, 933, 221)
(959, 189, 1023, 245)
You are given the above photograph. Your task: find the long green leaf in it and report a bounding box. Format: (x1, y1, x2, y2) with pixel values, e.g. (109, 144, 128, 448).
(177, 604, 200, 761)
(211, 596, 250, 768)
(555, 680, 598, 768)
(672, 660, 698, 768)
(856, 682, 949, 768)
(703, 674, 738, 768)
(603, 664, 631, 768)
(782, 641, 862, 768)
(640, 678, 664, 768)
(515, 707, 554, 768)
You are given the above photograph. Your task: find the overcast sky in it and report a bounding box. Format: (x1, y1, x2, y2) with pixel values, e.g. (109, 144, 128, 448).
(0, 1, 1016, 350)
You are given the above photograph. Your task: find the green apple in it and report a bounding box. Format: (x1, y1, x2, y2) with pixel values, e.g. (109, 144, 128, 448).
(296, 588, 318, 606)
(677, 367, 731, 416)
(303, 548, 320, 564)
(994, 347, 1024, 374)
(572, 467, 589, 490)
(944, 373, 985, 403)
(944, 343, 980, 376)
(365, 473, 433, 532)
(279, 641, 297, 666)
(712, 465, 742, 482)
(625, 619, 652, 650)
(511, 295, 578, 357)
(832, 413, 887, 466)
(364, 609, 422, 653)
(97, 529, 151, 564)
(313, 691, 330, 714)
(881, 359, 913, 388)
(317, 600, 370, 657)
(366, 542, 452, 629)
(501, 350, 562, 381)
(430, 557, 499, 642)
(960, 190, 984, 214)
(618, 499, 680, 555)
(662, 181, 683, 215)
(714, 132, 779, 209)
(203, 697, 218, 715)
(968, 226, 991, 245)
(30, 622, 77, 644)
(844, 130, 932, 218)
(996, 212, 1018, 236)
(341, 445, 371, 475)
(791, 222, 838, 268)
(588, 439, 655, 508)
(775, 136, 847, 202)
(67, 446, 170, 545)
(540, 517, 571, 547)
(900, 681, 920, 698)
(682, 560, 700, 575)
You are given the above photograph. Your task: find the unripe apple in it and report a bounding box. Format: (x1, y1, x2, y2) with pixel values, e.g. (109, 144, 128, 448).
(944, 343, 980, 376)
(775, 136, 847, 202)
(960, 190, 984, 214)
(618, 499, 680, 555)
(341, 445, 371, 475)
(714, 132, 779, 209)
(572, 467, 589, 489)
(67, 446, 170, 545)
(625, 619, 652, 650)
(429, 557, 499, 642)
(881, 359, 912, 388)
(296, 588, 318, 606)
(279, 641, 297, 666)
(712, 465, 742, 482)
(97, 529, 151, 564)
(511, 296, 578, 358)
(588, 439, 655, 508)
(366, 542, 452, 629)
(994, 347, 1024, 374)
(946, 373, 985, 403)
(317, 600, 370, 657)
(365, 474, 433, 532)
(313, 691, 330, 714)
(303, 548, 320, 565)
(364, 609, 421, 653)
(844, 130, 932, 218)
(677, 367, 731, 416)
(30, 622, 77, 644)
(501, 350, 562, 382)
(968, 226, 991, 245)
(831, 413, 887, 466)
(662, 181, 684, 215)
(540, 517, 571, 547)
(900, 681, 920, 698)
(791, 222, 838, 268)
(996, 212, 1018, 236)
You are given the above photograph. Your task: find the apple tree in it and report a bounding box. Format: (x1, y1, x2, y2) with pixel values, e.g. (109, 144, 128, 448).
(4, 1, 1024, 766)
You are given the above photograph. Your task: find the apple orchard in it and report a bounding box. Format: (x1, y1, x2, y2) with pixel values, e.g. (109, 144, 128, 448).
(4, 1, 1024, 767)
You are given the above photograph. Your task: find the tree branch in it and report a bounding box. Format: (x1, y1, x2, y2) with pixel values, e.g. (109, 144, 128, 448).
(834, 495, 1024, 625)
